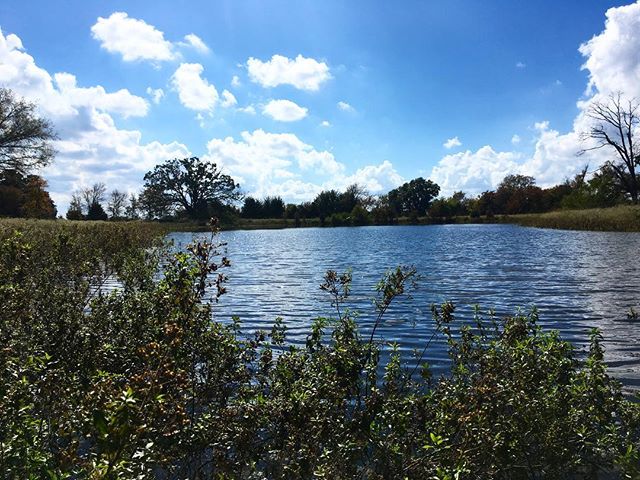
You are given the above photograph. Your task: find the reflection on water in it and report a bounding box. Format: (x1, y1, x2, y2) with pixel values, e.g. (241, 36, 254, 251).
(167, 224, 640, 388)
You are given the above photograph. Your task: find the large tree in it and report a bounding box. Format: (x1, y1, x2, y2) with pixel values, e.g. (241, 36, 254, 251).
(0, 88, 57, 174)
(494, 174, 544, 214)
(311, 189, 341, 221)
(581, 93, 639, 203)
(0, 169, 56, 218)
(387, 177, 440, 215)
(142, 157, 241, 219)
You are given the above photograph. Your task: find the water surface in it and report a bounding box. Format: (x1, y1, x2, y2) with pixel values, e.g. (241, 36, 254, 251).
(168, 224, 640, 387)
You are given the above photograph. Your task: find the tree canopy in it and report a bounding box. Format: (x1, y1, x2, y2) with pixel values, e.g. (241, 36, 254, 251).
(142, 157, 241, 219)
(387, 177, 440, 215)
(241, 196, 285, 218)
(0, 169, 56, 218)
(0, 88, 57, 175)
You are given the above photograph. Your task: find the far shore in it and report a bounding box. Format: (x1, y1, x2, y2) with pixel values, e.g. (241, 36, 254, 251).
(216, 205, 640, 233)
(2, 205, 639, 233)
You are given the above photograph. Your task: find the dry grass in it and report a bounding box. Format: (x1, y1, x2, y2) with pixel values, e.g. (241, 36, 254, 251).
(505, 205, 640, 232)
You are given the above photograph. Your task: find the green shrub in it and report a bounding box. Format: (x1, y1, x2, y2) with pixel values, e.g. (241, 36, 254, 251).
(1, 219, 639, 478)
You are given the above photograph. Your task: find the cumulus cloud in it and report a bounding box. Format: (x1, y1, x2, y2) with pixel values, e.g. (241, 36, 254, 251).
(203, 129, 401, 201)
(511, 134, 521, 145)
(91, 12, 176, 63)
(262, 99, 308, 122)
(170, 63, 219, 112)
(205, 129, 342, 184)
(91, 13, 215, 64)
(231, 75, 241, 87)
(330, 160, 404, 194)
(579, 1, 640, 97)
(246, 54, 331, 91)
(49, 72, 149, 118)
(0, 28, 188, 210)
(443, 136, 462, 149)
(320, 120, 331, 127)
(516, 61, 526, 69)
(430, 146, 522, 195)
(179, 33, 210, 54)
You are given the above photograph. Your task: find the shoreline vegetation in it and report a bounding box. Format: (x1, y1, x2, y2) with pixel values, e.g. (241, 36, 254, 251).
(2, 219, 640, 477)
(225, 205, 640, 232)
(165, 204, 640, 233)
(3, 204, 639, 234)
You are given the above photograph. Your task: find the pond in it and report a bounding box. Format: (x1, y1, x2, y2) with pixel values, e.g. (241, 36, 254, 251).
(168, 224, 640, 388)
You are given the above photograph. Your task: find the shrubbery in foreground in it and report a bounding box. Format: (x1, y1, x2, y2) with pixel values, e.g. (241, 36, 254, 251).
(1, 220, 639, 479)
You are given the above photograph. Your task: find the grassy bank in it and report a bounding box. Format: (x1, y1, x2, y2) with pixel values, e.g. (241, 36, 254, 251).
(226, 205, 640, 233)
(504, 205, 640, 232)
(2, 220, 640, 478)
(4, 205, 639, 236)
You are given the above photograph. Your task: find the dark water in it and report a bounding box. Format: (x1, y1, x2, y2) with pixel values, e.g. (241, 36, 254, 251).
(168, 224, 640, 388)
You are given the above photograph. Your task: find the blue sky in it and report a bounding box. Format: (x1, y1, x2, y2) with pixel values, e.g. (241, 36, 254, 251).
(1, 0, 639, 210)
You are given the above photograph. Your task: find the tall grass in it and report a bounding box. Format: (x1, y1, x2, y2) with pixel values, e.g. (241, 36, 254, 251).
(507, 205, 640, 232)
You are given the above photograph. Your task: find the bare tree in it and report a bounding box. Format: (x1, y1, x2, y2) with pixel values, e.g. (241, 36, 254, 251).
(0, 88, 57, 174)
(81, 183, 107, 210)
(107, 189, 127, 219)
(581, 92, 639, 203)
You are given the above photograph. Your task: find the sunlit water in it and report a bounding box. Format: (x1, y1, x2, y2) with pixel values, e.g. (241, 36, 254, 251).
(167, 224, 640, 388)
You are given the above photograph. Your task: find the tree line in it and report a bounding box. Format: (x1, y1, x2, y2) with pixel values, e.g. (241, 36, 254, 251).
(1, 86, 638, 223)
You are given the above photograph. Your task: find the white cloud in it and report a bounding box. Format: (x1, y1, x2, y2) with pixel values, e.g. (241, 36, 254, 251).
(516, 61, 526, 69)
(231, 75, 241, 87)
(51, 72, 149, 118)
(221, 90, 237, 108)
(170, 63, 219, 112)
(337, 101, 355, 112)
(330, 160, 404, 194)
(521, 122, 599, 187)
(262, 99, 308, 122)
(91, 12, 176, 63)
(5, 32, 23, 51)
(579, 1, 640, 97)
(180, 33, 210, 54)
(320, 120, 331, 127)
(430, 146, 522, 196)
(205, 129, 342, 182)
(511, 134, 521, 145)
(0, 28, 189, 211)
(246, 54, 331, 91)
(203, 129, 403, 201)
(146, 87, 164, 104)
(443, 136, 462, 149)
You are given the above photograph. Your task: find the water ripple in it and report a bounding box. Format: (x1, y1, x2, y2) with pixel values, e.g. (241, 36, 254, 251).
(168, 224, 640, 388)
